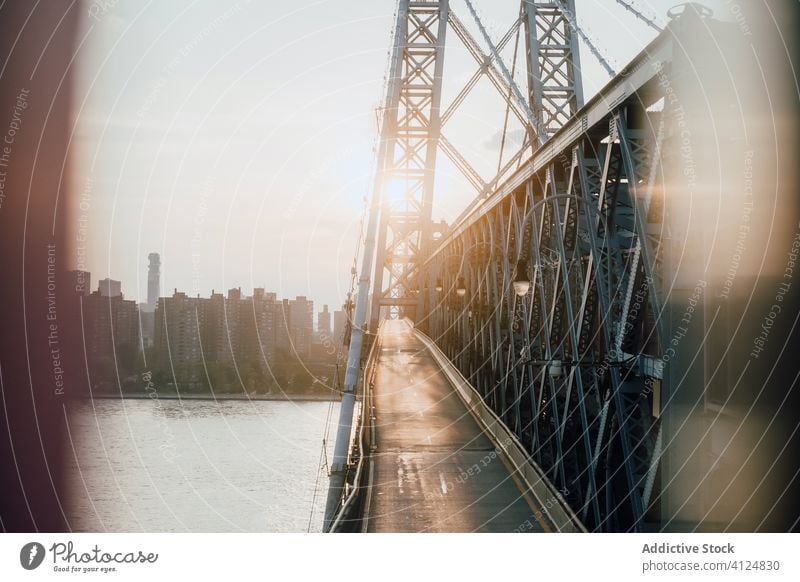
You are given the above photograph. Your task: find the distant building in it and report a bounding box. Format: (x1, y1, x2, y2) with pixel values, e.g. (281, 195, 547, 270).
(138, 302, 154, 348)
(218, 287, 243, 364)
(146, 253, 160, 312)
(276, 298, 292, 354)
(204, 291, 225, 362)
(97, 278, 121, 298)
(73, 271, 336, 394)
(289, 296, 313, 357)
(139, 285, 333, 390)
(214, 287, 283, 368)
(236, 293, 257, 363)
(333, 309, 346, 344)
(134, 254, 161, 348)
(83, 290, 139, 387)
(253, 290, 279, 365)
(154, 290, 206, 386)
(317, 304, 331, 339)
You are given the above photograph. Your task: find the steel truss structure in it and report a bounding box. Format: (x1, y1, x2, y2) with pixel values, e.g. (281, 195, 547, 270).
(413, 7, 716, 532)
(421, 108, 666, 531)
(353, 1, 740, 532)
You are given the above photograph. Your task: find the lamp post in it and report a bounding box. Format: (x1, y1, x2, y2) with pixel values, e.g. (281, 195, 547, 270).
(430, 254, 465, 350)
(512, 258, 531, 297)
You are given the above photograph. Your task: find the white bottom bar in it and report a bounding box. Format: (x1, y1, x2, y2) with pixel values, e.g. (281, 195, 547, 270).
(1, 533, 798, 581)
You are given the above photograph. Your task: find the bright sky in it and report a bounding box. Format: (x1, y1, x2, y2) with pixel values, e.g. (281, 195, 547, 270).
(70, 0, 733, 311)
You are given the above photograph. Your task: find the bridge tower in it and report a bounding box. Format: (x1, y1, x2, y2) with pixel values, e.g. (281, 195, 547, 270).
(368, 0, 584, 330)
(368, 0, 449, 329)
(522, 0, 583, 137)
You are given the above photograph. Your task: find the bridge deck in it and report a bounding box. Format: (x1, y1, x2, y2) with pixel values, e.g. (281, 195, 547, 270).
(364, 320, 546, 532)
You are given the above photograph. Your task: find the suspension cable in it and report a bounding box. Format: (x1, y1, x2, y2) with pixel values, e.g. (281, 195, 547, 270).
(497, 6, 524, 175)
(552, 0, 616, 77)
(463, 0, 544, 144)
(614, 0, 663, 32)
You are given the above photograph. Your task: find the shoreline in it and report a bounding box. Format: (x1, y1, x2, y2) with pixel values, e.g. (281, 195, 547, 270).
(84, 392, 340, 402)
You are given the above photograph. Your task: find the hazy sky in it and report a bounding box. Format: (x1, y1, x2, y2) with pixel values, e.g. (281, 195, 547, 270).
(70, 0, 733, 311)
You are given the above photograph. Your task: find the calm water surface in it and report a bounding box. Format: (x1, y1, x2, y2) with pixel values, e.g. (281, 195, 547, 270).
(66, 398, 338, 532)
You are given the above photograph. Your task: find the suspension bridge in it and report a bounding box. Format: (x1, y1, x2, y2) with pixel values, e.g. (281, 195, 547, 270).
(319, 0, 777, 533)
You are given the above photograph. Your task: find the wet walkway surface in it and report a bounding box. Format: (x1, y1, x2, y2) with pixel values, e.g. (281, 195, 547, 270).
(365, 320, 545, 532)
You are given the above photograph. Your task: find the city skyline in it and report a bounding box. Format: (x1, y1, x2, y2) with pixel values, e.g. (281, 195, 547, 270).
(74, 264, 348, 334)
(71, 263, 345, 398)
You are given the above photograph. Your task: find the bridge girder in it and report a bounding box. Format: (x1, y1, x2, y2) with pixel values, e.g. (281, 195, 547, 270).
(419, 111, 666, 532)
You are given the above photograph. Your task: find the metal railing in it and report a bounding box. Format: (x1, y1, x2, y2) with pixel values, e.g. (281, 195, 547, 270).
(327, 329, 381, 532)
(415, 327, 587, 533)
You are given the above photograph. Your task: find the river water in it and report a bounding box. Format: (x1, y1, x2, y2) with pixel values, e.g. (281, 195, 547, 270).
(65, 398, 338, 532)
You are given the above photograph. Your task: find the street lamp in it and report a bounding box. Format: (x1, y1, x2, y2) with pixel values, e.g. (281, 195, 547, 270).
(548, 359, 563, 378)
(512, 258, 531, 297)
(456, 277, 467, 297)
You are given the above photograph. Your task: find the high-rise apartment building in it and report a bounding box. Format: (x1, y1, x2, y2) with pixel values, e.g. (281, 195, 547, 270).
(218, 287, 243, 364)
(138, 284, 333, 389)
(318, 304, 331, 340)
(77, 272, 333, 392)
(252, 289, 279, 364)
(146, 253, 160, 312)
(83, 288, 139, 386)
(154, 290, 206, 371)
(276, 298, 292, 354)
(97, 278, 121, 298)
(138, 302, 154, 348)
(333, 309, 346, 344)
(289, 296, 313, 357)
